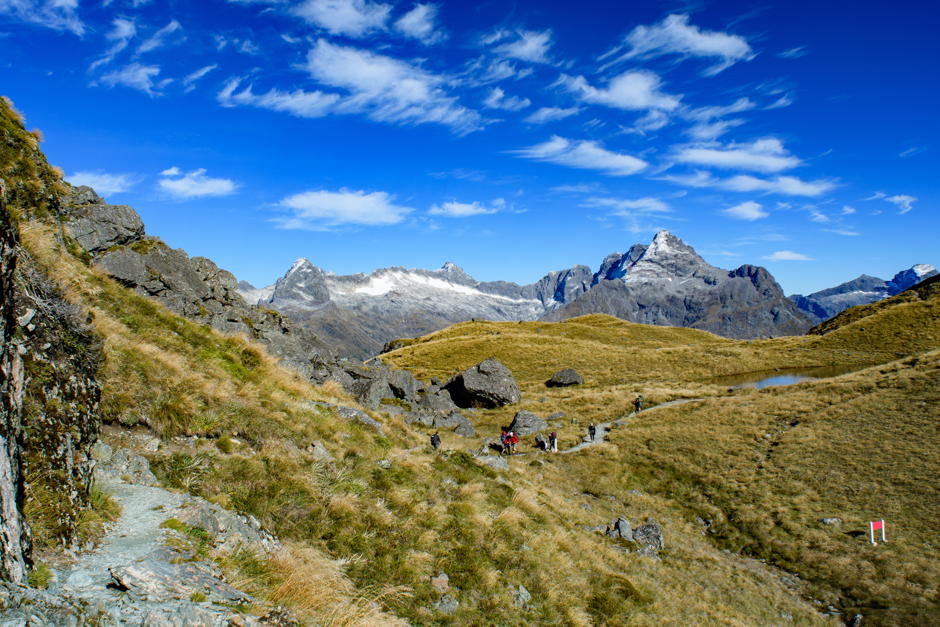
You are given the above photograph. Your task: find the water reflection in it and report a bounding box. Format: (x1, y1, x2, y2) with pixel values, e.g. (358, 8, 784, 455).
(711, 364, 861, 390)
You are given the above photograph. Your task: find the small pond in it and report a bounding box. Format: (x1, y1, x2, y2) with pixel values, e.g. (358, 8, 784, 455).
(711, 364, 862, 390)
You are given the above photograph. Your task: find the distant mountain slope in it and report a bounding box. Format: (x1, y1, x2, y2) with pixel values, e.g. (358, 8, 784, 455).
(247, 230, 812, 358)
(790, 264, 937, 322)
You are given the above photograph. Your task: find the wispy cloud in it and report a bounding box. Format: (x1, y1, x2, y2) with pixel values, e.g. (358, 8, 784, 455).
(763, 250, 812, 261)
(483, 87, 530, 111)
(100, 63, 165, 95)
(723, 200, 767, 220)
(493, 29, 553, 63)
(778, 46, 807, 59)
(685, 119, 744, 141)
(524, 106, 579, 124)
(429, 198, 504, 217)
(137, 19, 182, 55)
(672, 138, 801, 173)
(67, 170, 137, 196)
(303, 38, 481, 132)
(293, 0, 390, 37)
(513, 136, 647, 176)
(394, 3, 444, 44)
(183, 64, 218, 92)
(559, 70, 681, 112)
(0, 0, 84, 36)
(661, 170, 836, 197)
(89, 17, 136, 71)
(582, 196, 670, 214)
(686, 97, 755, 121)
(219, 79, 340, 117)
(278, 188, 413, 228)
(550, 182, 605, 194)
(158, 167, 239, 198)
(823, 228, 860, 236)
(885, 194, 916, 214)
(898, 146, 926, 158)
(603, 14, 754, 75)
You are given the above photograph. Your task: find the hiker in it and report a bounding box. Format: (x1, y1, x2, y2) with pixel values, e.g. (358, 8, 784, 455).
(549, 431, 558, 453)
(634, 395, 644, 413)
(499, 428, 509, 455)
(430, 431, 441, 450)
(588, 423, 597, 441)
(509, 431, 519, 455)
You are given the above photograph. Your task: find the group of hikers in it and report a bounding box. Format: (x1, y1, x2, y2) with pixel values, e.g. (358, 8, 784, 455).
(431, 395, 646, 453)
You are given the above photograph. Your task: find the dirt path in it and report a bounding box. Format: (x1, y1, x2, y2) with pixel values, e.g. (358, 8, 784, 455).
(559, 398, 704, 455)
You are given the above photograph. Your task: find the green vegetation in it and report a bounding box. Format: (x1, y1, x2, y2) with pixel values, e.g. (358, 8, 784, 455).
(27, 563, 53, 589)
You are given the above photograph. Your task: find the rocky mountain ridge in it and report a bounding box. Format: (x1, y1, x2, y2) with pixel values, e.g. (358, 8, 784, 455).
(245, 230, 814, 358)
(791, 264, 937, 322)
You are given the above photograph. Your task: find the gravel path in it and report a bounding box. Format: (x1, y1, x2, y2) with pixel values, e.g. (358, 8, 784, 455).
(560, 398, 704, 455)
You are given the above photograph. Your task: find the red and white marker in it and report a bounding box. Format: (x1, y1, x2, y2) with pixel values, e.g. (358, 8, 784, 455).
(869, 519, 886, 544)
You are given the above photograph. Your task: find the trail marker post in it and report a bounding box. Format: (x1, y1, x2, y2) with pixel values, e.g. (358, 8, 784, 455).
(869, 519, 886, 544)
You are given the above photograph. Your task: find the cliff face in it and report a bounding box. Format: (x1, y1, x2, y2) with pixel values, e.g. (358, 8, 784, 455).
(0, 98, 103, 578)
(0, 194, 28, 584)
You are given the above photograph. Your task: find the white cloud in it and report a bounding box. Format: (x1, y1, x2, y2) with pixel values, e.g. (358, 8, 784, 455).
(605, 14, 754, 75)
(293, 0, 390, 37)
(0, 0, 84, 36)
(183, 64, 217, 91)
(100, 63, 163, 95)
(685, 119, 744, 141)
(723, 200, 767, 220)
(158, 168, 239, 198)
(279, 188, 412, 227)
(394, 3, 444, 44)
(898, 146, 926, 158)
(559, 70, 681, 112)
(808, 208, 829, 223)
(778, 46, 807, 59)
(513, 136, 647, 176)
(686, 97, 755, 121)
(661, 170, 836, 197)
(583, 196, 670, 214)
(765, 94, 793, 109)
(864, 192, 886, 200)
(523, 106, 579, 124)
(483, 87, 530, 111)
(464, 57, 531, 85)
(885, 194, 916, 214)
(494, 29, 553, 63)
(673, 138, 801, 173)
(67, 170, 136, 196)
(303, 39, 480, 132)
(762, 250, 812, 261)
(823, 228, 860, 236)
(840, 205, 856, 215)
(137, 19, 182, 54)
(723, 174, 835, 196)
(218, 79, 340, 117)
(89, 17, 137, 71)
(429, 198, 504, 217)
(627, 109, 670, 134)
(550, 182, 604, 194)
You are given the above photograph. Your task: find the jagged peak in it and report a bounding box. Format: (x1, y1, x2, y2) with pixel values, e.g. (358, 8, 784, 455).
(287, 257, 318, 275)
(912, 263, 936, 276)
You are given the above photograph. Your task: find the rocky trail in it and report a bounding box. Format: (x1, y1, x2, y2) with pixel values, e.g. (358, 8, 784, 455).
(560, 398, 703, 455)
(0, 446, 284, 626)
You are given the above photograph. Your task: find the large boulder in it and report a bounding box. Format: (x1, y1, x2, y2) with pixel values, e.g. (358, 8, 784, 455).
(633, 519, 664, 552)
(64, 188, 145, 254)
(434, 411, 475, 437)
(444, 358, 521, 408)
(508, 410, 548, 436)
(545, 368, 583, 387)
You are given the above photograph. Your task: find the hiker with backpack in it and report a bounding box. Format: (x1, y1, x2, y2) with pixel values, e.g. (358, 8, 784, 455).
(588, 423, 597, 441)
(430, 431, 441, 450)
(549, 431, 558, 452)
(634, 395, 644, 413)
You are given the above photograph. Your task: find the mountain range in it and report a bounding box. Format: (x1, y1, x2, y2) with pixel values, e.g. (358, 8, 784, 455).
(790, 264, 937, 322)
(241, 230, 816, 359)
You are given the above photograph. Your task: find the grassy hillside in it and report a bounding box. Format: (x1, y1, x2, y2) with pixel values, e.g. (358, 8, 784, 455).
(382, 293, 940, 625)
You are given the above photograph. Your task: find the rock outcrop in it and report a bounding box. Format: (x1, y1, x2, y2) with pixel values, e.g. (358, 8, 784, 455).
(546, 368, 583, 387)
(508, 410, 548, 436)
(61, 186, 334, 379)
(444, 358, 521, 409)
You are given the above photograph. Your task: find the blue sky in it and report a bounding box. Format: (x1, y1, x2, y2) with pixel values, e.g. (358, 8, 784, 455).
(1, 0, 936, 294)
